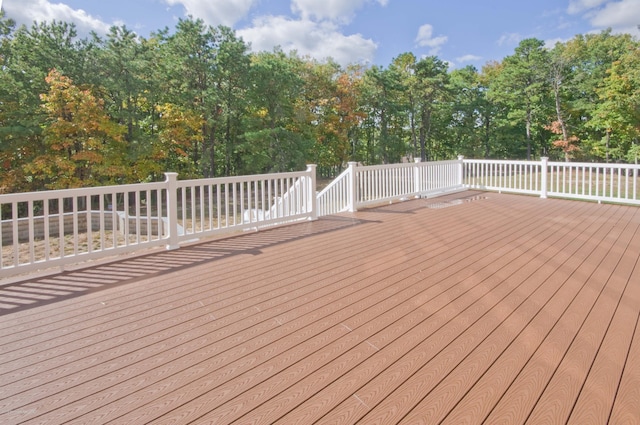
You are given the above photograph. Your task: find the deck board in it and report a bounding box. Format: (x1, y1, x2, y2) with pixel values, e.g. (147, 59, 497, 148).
(0, 191, 639, 425)
(567, 228, 640, 425)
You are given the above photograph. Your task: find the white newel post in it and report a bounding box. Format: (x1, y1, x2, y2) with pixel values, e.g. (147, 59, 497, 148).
(164, 172, 180, 250)
(540, 157, 548, 199)
(414, 158, 422, 195)
(347, 161, 358, 213)
(306, 164, 318, 221)
(457, 155, 465, 187)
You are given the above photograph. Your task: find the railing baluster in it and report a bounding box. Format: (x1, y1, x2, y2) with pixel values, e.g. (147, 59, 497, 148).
(216, 183, 222, 230)
(198, 185, 204, 231)
(83, 195, 90, 253)
(28, 200, 35, 264)
(12, 201, 19, 266)
(43, 198, 51, 261)
(191, 185, 197, 233)
(145, 189, 152, 242)
(133, 190, 142, 244)
(617, 168, 622, 199)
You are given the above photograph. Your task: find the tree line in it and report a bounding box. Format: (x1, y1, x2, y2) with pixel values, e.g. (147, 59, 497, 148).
(0, 12, 638, 193)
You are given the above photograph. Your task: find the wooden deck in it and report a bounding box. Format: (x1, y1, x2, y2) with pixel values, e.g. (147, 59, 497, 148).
(0, 191, 639, 425)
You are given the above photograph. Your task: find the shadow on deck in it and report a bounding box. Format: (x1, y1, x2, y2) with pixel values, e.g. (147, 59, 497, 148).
(0, 215, 375, 314)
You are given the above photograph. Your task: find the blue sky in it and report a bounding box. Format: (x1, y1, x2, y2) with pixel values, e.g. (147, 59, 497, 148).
(3, 0, 640, 69)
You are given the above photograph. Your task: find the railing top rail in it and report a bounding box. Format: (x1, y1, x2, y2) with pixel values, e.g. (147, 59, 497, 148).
(463, 158, 640, 170)
(175, 169, 312, 186)
(357, 160, 460, 172)
(547, 161, 640, 170)
(316, 167, 350, 198)
(463, 159, 541, 165)
(0, 180, 167, 203)
(0, 169, 315, 203)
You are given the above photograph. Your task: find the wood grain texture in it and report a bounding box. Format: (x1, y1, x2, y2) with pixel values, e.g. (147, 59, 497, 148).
(608, 288, 640, 425)
(436, 204, 629, 425)
(524, 208, 638, 425)
(0, 192, 638, 425)
(566, 222, 640, 425)
(275, 199, 595, 425)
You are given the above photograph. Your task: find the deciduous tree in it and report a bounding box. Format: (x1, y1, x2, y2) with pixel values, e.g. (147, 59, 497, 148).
(29, 70, 127, 189)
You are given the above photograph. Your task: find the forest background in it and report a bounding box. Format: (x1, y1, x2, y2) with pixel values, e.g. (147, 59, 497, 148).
(0, 12, 639, 193)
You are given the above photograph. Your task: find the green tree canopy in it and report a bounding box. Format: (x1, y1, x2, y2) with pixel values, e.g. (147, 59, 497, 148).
(1, 10, 639, 193)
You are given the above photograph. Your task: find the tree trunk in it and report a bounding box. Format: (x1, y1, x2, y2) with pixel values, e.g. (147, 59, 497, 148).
(380, 107, 388, 163)
(225, 114, 232, 176)
(209, 129, 216, 178)
(525, 108, 532, 160)
(419, 107, 431, 162)
(409, 94, 418, 159)
(553, 83, 570, 161)
(484, 114, 491, 159)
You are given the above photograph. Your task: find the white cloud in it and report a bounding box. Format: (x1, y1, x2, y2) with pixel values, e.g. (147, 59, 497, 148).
(565, 0, 640, 36)
(587, 0, 640, 29)
(497, 32, 522, 46)
(415, 24, 448, 55)
(567, 0, 608, 14)
(456, 54, 482, 63)
(544, 37, 569, 50)
(3, 0, 111, 35)
(164, 0, 257, 27)
(291, 0, 387, 23)
(237, 15, 377, 66)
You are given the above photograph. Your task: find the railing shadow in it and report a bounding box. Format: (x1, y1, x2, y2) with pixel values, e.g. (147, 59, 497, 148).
(0, 215, 376, 315)
(361, 191, 487, 215)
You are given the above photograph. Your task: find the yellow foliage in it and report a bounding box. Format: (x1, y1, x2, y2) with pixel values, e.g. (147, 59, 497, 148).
(31, 69, 128, 188)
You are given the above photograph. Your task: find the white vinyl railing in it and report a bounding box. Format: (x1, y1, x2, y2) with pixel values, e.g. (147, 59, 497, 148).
(463, 158, 640, 205)
(1, 180, 169, 277)
(317, 158, 466, 215)
(5, 157, 640, 278)
(546, 161, 640, 203)
(316, 167, 352, 216)
(170, 167, 316, 248)
(0, 165, 316, 277)
(464, 159, 544, 195)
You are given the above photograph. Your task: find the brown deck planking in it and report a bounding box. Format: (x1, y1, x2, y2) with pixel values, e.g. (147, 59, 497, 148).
(242, 198, 602, 425)
(438, 207, 639, 425)
(608, 290, 640, 425)
(31, 195, 524, 424)
(313, 200, 624, 425)
(567, 230, 640, 425)
(0, 192, 638, 425)
(116, 194, 584, 420)
(403, 207, 639, 425)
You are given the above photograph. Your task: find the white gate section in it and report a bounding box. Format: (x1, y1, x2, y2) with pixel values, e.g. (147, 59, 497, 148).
(2, 158, 640, 277)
